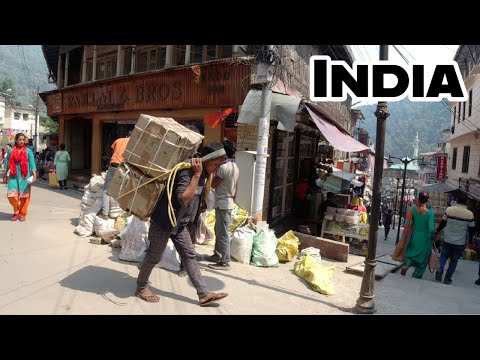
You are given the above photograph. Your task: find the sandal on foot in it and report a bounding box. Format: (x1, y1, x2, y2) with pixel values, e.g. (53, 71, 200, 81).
(199, 292, 228, 307)
(135, 290, 160, 303)
(11, 215, 18, 221)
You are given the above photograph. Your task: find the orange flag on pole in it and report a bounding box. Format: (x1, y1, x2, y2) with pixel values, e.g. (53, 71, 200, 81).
(204, 107, 234, 129)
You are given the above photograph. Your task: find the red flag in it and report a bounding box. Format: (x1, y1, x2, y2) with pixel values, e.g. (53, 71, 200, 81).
(204, 107, 234, 129)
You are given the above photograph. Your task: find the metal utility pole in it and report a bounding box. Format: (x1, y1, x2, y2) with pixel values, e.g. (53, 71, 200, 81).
(252, 46, 273, 222)
(392, 157, 418, 244)
(354, 45, 390, 315)
(34, 86, 39, 152)
(392, 177, 401, 230)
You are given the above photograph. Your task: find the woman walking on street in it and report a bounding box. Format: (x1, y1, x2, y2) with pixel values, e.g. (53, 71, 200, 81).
(3, 133, 37, 221)
(400, 191, 434, 279)
(54, 144, 71, 190)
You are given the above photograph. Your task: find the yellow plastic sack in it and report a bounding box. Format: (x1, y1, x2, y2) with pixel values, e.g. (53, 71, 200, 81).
(294, 254, 335, 295)
(359, 211, 368, 224)
(202, 205, 248, 247)
(275, 230, 300, 262)
(48, 171, 60, 188)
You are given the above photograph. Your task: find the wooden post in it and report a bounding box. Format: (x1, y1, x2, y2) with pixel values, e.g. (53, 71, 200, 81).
(130, 45, 136, 75)
(81, 46, 87, 83)
(64, 51, 69, 87)
(57, 53, 63, 89)
(116, 45, 122, 77)
(92, 45, 97, 81)
(185, 45, 191, 65)
(165, 45, 173, 68)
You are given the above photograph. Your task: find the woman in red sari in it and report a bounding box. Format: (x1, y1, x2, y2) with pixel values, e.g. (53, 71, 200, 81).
(3, 133, 37, 221)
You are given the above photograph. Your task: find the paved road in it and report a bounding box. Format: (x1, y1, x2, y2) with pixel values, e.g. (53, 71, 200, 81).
(0, 177, 478, 314)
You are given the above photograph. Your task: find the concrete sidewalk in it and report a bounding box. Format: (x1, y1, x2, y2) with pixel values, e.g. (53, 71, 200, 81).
(0, 178, 479, 314)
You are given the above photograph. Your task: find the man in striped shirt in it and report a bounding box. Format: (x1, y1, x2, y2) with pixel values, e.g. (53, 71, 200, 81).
(435, 192, 476, 285)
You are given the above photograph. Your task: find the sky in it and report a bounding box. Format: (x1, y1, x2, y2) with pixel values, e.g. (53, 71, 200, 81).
(348, 45, 460, 106)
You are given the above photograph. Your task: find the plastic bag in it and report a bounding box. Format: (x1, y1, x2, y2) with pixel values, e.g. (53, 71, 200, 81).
(275, 230, 300, 262)
(251, 229, 279, 267)
(48, 172, 60, 188)
(231, 224, 256, 264)
(294, 254, 335, 295)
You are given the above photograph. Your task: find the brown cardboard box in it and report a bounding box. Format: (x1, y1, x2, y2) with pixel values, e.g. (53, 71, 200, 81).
(124, 114, 204, 177)
(107, 162, 165, 221)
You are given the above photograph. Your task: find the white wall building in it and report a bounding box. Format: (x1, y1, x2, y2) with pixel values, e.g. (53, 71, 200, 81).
(0, 94, 46, 148)
(446, 45, 480, 198)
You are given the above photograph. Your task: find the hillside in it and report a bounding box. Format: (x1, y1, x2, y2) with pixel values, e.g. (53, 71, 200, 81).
(355, 98, 452, 158)
(0, 45, 55, 111)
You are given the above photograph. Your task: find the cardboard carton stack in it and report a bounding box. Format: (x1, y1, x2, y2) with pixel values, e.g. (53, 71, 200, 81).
(108, 114, 204, 220)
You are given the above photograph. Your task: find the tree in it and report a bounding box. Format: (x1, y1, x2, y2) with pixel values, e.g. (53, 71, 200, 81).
(41, 116, 58, 134)
(0, 77, 17, 99)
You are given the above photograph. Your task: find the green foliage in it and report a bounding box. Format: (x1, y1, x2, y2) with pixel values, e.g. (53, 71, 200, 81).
(0, 78, 17, 99)
(356, 98, 451, 158)
(41, 116, 59, 134)
(0, 45, 55, 110)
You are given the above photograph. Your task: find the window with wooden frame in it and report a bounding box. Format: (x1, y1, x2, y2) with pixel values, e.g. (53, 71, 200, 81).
(452, 147, 457, 170)
(469, 89, 473, 117)
(462, 145, 470, 173)
(191, 45, 203, 63)
(270, 131, 296, 222)
(173, 45, 186, 66)
(206, 45, 216, 61)
(96, 54, 117, 80)
(136, 46, 166, 72)
(220, 45, 233, 58)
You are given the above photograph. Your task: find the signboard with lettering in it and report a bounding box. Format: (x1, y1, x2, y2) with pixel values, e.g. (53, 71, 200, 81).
(45, 62, 251, 115)
(436, 154, 447, 181)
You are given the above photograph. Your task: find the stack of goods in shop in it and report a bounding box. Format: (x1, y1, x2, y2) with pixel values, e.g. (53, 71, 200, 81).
(107, 114, 204, 221)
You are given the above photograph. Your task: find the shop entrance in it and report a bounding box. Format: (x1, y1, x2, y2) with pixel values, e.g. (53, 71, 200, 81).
(65, 118, 92, 171)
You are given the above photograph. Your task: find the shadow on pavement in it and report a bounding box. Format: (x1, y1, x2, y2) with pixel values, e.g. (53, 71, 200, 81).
(0, 211, 13, 220)
(197, 262, 354, 313)
(32, 180, 83, 200)
(59, 265, 219, 306)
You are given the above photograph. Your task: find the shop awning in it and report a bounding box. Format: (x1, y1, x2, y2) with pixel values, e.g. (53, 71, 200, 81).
(305, 105, 369, 152)
(419, 182, 457, 193)
(237, 89, 301, 132)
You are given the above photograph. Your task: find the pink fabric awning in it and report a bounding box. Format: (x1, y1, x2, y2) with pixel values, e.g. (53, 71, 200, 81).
(306, 105, 369, 153)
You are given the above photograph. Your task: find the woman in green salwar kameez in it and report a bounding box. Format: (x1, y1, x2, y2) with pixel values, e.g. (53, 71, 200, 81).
(401, 191, 434, 279)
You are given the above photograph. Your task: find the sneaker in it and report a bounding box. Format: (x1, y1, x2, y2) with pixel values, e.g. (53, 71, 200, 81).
(444, 278, 452, 285)
(208, 263, 231, 271)
(435, 270, 443, 282)
(205, 255, 221, 263)
(18, 215, 25, 222)
(475, 278, 480, 286)
(10, 214, 18, 221)
(400, 266, 409, 276)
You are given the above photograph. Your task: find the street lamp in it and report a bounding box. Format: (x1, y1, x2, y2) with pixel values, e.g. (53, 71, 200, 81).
(354, 44, 390, 315)
(392, 177, 401, 230)
(388, 155, 423, 245)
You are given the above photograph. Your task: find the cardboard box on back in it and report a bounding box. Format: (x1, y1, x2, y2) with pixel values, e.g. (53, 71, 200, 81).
(124, 114, 204, 177)
(107, 162, 165, 221)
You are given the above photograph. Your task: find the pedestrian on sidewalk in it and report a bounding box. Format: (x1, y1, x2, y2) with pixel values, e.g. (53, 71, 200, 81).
(384, 209, 393, 240)
(135, 143, 229, 307)
(205, 139, 239, 271)
(434, 192, 475, 285)
(54, 144, 71, 190)
(400, 191, 434, 279)
(102, 130, 132, 218)
(3, 133, 37, 221)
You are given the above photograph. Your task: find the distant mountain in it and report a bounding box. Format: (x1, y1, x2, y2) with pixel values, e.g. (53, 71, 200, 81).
(355, 98, 452, 158)
(0, 45, 55, 111)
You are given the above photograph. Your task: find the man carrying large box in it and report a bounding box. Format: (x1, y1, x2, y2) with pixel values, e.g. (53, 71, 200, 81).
(135, 142, 229, 307)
